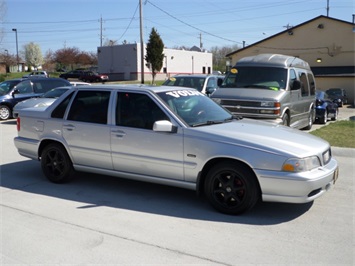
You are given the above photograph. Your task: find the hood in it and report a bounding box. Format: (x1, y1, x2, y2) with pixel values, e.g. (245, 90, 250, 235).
(212, 87, 285, 101)
(188, 118, 329, 158)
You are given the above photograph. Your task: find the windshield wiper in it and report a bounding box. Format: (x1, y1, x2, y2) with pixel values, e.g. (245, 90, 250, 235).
(191, 116, 242, 127)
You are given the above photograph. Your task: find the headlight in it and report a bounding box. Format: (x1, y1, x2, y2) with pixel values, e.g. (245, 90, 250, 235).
(34, 102, 51, 108)
(282, 156, 321, 172)
(212, 98, 221, 104)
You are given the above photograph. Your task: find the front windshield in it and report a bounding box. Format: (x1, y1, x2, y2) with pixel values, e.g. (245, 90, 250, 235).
(163, 76, 206, 92)
(157, 89, 233, 127)
(221, 67, 287, 91)
(0, 81, 18, 96)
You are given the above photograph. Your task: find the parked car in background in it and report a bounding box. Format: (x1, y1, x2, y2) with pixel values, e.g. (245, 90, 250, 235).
(23, 71, 48, 78)
(0, 78, 71, 120)
(326, 88, 348, 107)
(70, 81, 91, 86)
(211, 54, 316, 130)
(315, 91, 339, 124)
(14, 85, 338, 215)
(79, 71, 109, 83)
(59, 70, 85, 80)
(162, 74, 224, 95)
(13, 86, 73, 118)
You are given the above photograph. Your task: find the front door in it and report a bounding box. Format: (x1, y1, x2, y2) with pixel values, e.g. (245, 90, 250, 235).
(110, 91, 184, 180)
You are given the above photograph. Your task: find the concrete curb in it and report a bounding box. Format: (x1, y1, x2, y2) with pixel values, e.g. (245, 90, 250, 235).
(332, 146, 355, 157)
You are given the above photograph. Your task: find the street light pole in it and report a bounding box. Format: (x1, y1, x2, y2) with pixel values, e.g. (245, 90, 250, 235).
(12, 28, 19, 72)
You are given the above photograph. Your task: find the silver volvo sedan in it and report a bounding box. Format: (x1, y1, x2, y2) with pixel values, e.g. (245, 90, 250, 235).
(14, 85, 338, 215)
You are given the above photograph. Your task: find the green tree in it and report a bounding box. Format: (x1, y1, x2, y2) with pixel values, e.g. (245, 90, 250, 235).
(24, 42, 43, 70)
(145, 28, 164, 84)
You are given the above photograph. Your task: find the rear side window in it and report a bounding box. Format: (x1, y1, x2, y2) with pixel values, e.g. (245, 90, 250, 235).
(67, 91, 110, 124)
(51, 92, 75, 119)
(307, 73, 316, 95)
(299, 71, 309, 97)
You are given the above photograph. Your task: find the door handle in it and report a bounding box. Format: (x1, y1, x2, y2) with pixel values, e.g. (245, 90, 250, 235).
(63, 124, 76, 131)
(111, 129, 126, 138)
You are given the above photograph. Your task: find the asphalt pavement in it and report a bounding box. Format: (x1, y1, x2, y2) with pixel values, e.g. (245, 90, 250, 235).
(0, 106, 354, 265)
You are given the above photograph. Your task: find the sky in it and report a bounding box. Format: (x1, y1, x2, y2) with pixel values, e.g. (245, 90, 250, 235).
(1, 0, 354, 56)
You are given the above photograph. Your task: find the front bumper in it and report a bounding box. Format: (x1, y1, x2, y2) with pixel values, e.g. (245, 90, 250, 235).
(256, 158, 338, 203)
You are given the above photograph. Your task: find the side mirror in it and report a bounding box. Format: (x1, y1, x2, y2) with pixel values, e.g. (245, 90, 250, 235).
(291, 80, 301, 90)
(153, 120, 177, 133)
(12, 89, 19, 97)
(206, 87, 216, 96)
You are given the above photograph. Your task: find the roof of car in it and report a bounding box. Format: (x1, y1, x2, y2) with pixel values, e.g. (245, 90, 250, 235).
(171, 74, 222, 78)
(73, 84, 197, 94)
(236, 53, 311, 70)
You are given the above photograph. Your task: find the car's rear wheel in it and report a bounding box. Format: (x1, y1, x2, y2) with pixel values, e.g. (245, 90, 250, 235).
(204, 162, 260, 215)
(331, 109, 338, 121)
(41, 143, 74, 183)
(0, 105, 11, 120)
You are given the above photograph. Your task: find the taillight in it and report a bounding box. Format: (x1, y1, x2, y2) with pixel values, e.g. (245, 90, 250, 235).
(17, 117, 20, 131)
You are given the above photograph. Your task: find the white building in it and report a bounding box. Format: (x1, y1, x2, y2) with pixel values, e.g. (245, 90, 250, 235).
(97, 43, 213, 82)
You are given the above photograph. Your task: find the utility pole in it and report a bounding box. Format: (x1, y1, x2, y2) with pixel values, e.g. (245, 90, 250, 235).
(326, 0, 329, 17)
(139, 0, 145, 84)
(100, 15, 103, 47)
(199, 33, 203, 50)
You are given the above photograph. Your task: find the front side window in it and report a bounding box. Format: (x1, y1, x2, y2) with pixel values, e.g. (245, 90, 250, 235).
(15, 80, 33, 94)
(221, 67, 287, 91)
(67, 91, 110, 124)
(116, 92, 169, 129)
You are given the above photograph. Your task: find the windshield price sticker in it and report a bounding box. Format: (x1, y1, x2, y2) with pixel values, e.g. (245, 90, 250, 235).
(166, 90, 203, 98)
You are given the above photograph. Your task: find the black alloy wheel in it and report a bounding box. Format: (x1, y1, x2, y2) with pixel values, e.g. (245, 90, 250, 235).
(41, 143, 74, 183)
(204, 162, 259, 215)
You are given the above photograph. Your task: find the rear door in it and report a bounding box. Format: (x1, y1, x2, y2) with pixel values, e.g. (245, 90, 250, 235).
(62, 90, 112, 169)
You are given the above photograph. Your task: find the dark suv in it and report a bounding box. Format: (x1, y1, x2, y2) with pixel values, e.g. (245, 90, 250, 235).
(0, 78, 71, 120)
(325, 88, 348, 107)
(59, 70, 85, 80)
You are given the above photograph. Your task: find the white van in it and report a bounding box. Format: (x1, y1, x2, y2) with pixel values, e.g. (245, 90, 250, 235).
(211, 54, 316, 130)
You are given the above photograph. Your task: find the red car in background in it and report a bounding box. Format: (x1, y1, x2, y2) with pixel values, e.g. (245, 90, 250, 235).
(79, 71, 109, 83)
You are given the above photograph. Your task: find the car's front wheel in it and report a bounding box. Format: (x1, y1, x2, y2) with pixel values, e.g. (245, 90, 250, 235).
(204, 162, 260, 215)
(41, 143, 74, 183)
(0, 105, 11, 120)
(319, 110, 328, 124)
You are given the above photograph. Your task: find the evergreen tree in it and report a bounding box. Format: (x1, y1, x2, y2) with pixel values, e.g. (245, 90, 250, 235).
(145, 28, 164, 84)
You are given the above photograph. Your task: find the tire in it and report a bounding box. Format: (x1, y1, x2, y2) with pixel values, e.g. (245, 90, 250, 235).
(41, 143, 74, 183)
(282, 113, 290, 126)
(319, 110, 328, 124)
(204, 162, 260, 215)
(303, 109, 314, 130)
(331, 109, 338, 121)
(0, 105, 11, 120)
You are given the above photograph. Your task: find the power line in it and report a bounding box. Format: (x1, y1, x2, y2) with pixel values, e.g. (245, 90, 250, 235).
(146, 0, 243, 45)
